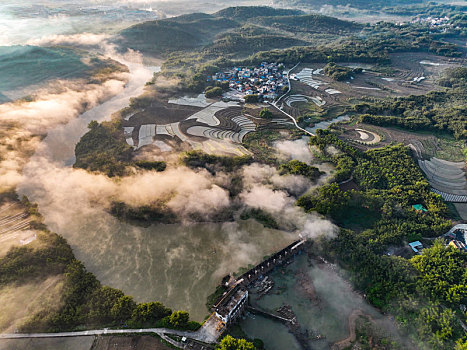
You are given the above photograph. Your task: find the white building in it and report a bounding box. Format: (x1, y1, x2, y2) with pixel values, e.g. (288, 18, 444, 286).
(215, 287, 248, 324)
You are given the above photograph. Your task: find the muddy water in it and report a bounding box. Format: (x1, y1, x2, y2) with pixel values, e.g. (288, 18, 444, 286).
(49, 213, 296, 320)
(241, 254, 391, 350)
(18, 60, 297, 321)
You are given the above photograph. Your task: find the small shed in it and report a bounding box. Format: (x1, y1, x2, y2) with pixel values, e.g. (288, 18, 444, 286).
(409, 241, 423, 253)
(412, 204, 428, 213)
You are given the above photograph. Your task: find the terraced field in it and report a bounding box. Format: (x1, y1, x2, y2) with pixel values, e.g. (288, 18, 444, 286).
(285, 95, 308, 107)
(126, 100, 257, 155)
(185, 111, 256, 143)
(0, 202, 36, 257)
(354, 128, 381, 145)
(0, 204, 31, 236)
(295, 68, 329, 90)
(418, 157, 467, 201)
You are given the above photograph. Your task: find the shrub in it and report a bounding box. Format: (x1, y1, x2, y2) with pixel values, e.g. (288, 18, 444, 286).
(205, 86, 223, 98)
(259, 108, 273, 119)
(244, 94, 259, 103)
(134, 160, 167, 171)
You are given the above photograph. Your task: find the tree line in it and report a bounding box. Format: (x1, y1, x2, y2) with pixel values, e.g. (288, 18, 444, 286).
(302, 131, 466, 349)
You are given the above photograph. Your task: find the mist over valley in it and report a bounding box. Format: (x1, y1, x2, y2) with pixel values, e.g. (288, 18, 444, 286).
(0, 1, 466, 350)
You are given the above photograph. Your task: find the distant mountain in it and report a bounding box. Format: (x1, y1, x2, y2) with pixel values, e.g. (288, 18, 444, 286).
(118, 14, 238, 54)
(0, 46, 89, 99)
(213, 6, 304, 20)
(252, 14, 362, 34)
(0, 45, 124, 102)
(274, 0, 425, 10)
(117, 6, 361, 56)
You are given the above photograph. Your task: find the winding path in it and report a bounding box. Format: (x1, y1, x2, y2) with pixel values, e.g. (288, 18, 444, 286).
(270, 62, 315, 137)
(332, 309, 374, 350)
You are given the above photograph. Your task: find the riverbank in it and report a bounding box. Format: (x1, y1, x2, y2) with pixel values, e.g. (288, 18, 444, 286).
(240, 252, 408, 350)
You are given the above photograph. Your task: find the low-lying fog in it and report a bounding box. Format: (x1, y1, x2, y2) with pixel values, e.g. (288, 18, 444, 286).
(0, 39, 333, 322)
(0, 0, 356, 324)
(0, 0, 272, 47)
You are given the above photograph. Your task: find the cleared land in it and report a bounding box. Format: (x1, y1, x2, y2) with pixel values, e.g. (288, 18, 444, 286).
(0, 275, 64, 333)
(0, 203, 34, 257)
(123, 97, 262, 156)
(0, 337, 94, 350)
(286, 53, 463, 128)
(92, 335, 172, 350)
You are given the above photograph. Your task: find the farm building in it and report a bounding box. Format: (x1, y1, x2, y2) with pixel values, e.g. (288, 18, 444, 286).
(412, 204, 428, 213)
(444, 224, 467, 252)
(409, 241, 424, 254)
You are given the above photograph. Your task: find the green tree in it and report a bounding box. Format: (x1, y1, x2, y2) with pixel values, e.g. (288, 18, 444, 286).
(244, 94, 259, 103)
(456, 339, 467, 350)
(298, 183, 350, 216)
(168, 311, 189, 329)
(323, 62, 353, 81)
(131, 302, 172, 326)
(216, 335, 255, 350)
(74, 120, 133, 177)
(88, 120, 99, 129)
(417, 303, 461, 347)
(279, 159, 322, 181)
(205, 86, 223, 98)
(110, 295, 136, 323)
(86, 286, 125, 324)
(259, 108, 273, 119)
(411, 240, 467, 305)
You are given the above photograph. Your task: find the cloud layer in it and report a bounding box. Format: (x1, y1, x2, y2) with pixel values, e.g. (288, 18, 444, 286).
(26, 33, 111, 47)
(239, 163, 337, 239)
(275, 138, 314, 164)
(0, 78, 127, 192)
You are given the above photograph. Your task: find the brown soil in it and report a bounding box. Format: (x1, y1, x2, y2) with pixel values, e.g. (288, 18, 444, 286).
(123, 96, 202, 127)
(91, 335, 172, 350)
(390, 52, 463, 82)
(290, 53, 462, 120)
(332, 309, 374, 350)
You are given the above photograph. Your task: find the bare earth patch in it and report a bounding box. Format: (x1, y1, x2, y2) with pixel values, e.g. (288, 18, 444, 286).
(92, 335, 172, 350)
(0, 336, 95, 350)
(0, 275, 64, 333)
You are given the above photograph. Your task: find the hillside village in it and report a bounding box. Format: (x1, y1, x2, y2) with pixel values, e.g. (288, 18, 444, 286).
(211, 62, 288, 102)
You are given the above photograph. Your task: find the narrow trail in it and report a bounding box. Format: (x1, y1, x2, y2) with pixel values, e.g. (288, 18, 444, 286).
(270, 62, 315, 137)
(332, 309, 374, 350)
(0, 327, 211, 344)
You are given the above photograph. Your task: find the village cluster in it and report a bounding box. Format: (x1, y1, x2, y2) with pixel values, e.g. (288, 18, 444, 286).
(211, 62, 289, 102)
(411, 16, 455, 29)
